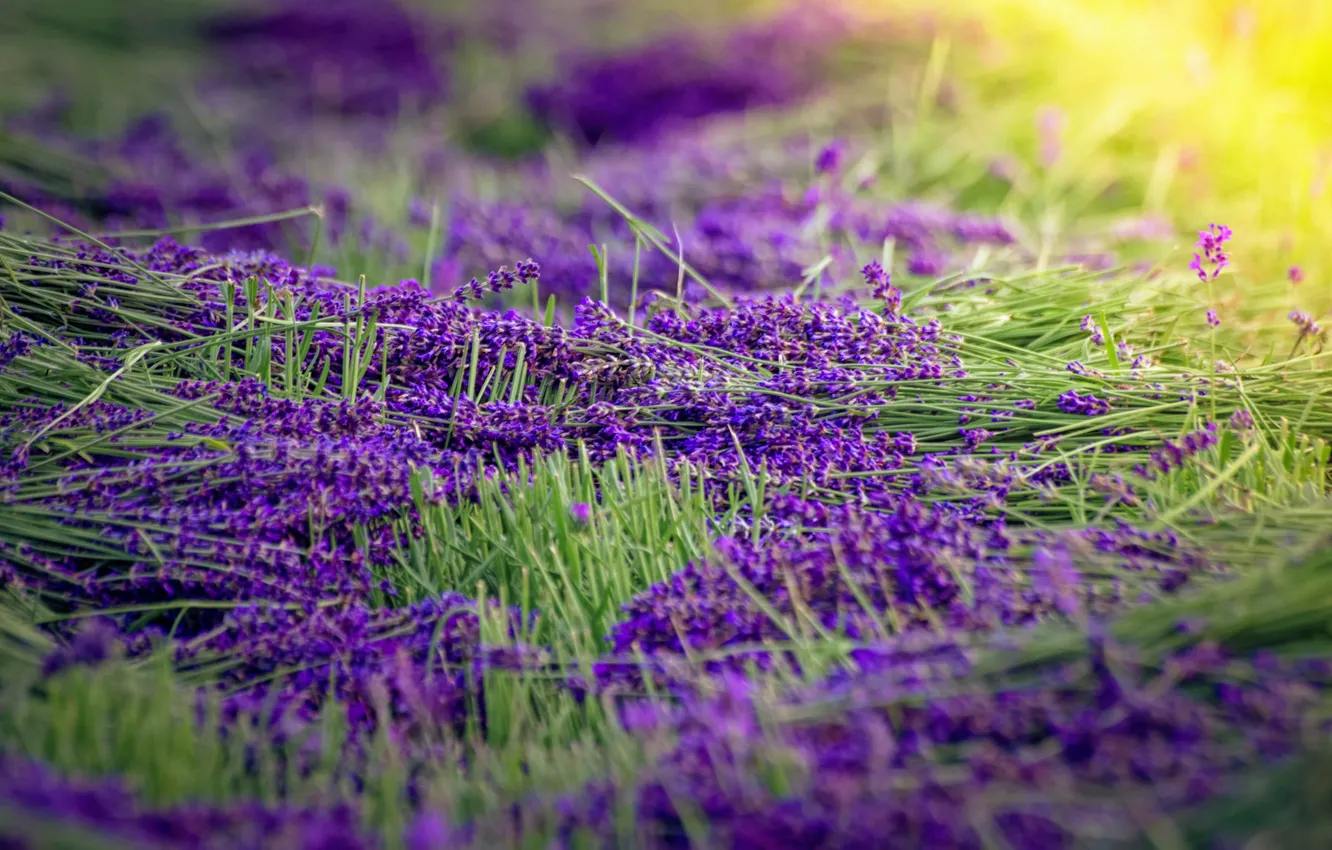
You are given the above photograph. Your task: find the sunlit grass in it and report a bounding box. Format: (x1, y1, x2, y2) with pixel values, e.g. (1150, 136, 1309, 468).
(856, 0, 1332, 293)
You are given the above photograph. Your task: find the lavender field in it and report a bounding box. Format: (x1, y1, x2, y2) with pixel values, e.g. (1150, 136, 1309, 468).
(2, 1, 1331, 847)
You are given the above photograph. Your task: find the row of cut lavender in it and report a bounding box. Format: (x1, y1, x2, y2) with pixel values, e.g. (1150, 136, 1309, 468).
(7, 632, 1330, 849)
(0, 218, 1265, 849)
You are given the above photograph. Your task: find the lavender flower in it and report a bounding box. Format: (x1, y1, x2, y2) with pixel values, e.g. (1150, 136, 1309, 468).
(1058, 389, 1112, 416)
(893, 432, 917, 455)
(961, 427, 993, 449)
(570, 502, 592, 525)
(203, 0, 453, 119)
(1088, 472, 1140, 506)
(1289, 309, 1324, 342)
(0, 755, 374, 849)
(1037, 106, 1065, 168)
(408, 197, 434, 228)
(0, 332, 38, 372)
(552, 631, 1326, 849)
(452, 259, 541, 302)
(1080, 314, 1105, 346)
(442, 129, 1012, 302)
(1189, 223, 1232, 284)
(1139, 422, 1220, 477)
(2, 109, 358, 254)
(526, 6, 851, 146)
(40, 618, 123, 677)
(814, 139, 848, 175)
(1030, 545, 1083, 616)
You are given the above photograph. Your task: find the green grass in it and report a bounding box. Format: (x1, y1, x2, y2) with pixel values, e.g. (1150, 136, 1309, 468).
(386, 448, 717, 649)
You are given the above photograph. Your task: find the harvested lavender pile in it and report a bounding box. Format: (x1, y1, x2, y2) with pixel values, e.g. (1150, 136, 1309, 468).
(1, 0, 1331, 847)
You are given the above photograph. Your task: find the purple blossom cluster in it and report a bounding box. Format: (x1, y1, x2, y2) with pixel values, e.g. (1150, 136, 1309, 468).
(489, 632, 1332, 849)
(11, 628, 1329, 849)
(2, 109, 355, 254)
(452, 260, 541, 303)
(443, 131, 1017, 302)
(1057, 389, 1112, 416)
(0, 755, 373, 849)
(3, 386, 432, 608)
(1289, 308, 1325, 343)
(1190, 223, 1232, 284)
(0, 331, 40, 372)
(201, 0, 454, 119)
(181, 594, 545, 750)
(605, 499, 1005, 663)
(600, 501, 1213, 690)
(1079, 314, 1105, 346)
(526, 5, 856, 146)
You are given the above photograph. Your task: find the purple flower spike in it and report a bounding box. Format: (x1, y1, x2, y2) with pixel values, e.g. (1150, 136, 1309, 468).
(961, 427, 993, 449)
(1058, 389, 1112, 416)
(405, 812, 454, 850)
(1190, 223, 1232, 284)
(861, 260, 900, 314)
(0, 332, 40, 372)
(1139, 422, 1220, 477)
(452, 259, 540, 303)
(204, 0, 453, 119)
(40, 618, 123, 677)
(570, 503, 592, 526)
(1031, 545, 1083, 617)
(1079, 314, 1105, 346)
(1289, 309, 1324, 341)
(815, 139, 848, 176)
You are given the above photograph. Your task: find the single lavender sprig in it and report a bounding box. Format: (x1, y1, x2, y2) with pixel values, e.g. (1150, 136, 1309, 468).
(1189, 223, 1231, 284)
(1080, 314, 1105, 346)
(1190, 223, 1229, 421)
(1289, 309, 1324, 341)
(861, 260, 901, 315)
(814, 139, 847, 176)
(452, 259, 541, 303)
(1228, 408, 1255, 433)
